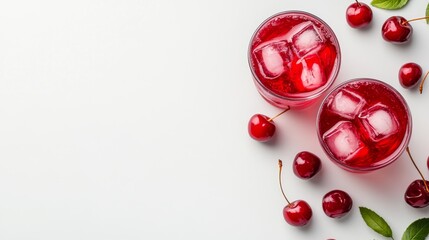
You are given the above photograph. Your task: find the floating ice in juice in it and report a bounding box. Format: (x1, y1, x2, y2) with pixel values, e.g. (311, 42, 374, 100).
(317, 79, 412, 172)
(248, 11, 341, 109)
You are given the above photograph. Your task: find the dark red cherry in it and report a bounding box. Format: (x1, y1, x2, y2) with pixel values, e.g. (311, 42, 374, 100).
(404, 180, 429, 208)
(346, 1, 373, 28)
(248, 114, 276, 142)
(404, 147, 429, 208)
(322, 190, 353, 218)
(382, 16, 413, 44)
(283, 200, 313, 227)
(399, 62, 422, 88)
(293, 151, 322, 179)
(278, 160, 312, 227)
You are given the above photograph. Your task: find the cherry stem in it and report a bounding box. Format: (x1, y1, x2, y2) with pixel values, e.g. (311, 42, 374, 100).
(419, 71, 429, 94)
(406, 147, 429, 192)
(278, 160, 291, 205)
(355, 0, 361, 6)
(404, 16, 429, 24)
(268, 106, 291, 122)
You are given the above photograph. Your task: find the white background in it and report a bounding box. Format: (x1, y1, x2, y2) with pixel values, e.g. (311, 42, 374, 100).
(0, 0, 428, 239)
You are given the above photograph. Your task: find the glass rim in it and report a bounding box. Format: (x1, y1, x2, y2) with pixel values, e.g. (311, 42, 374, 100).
(247, 10, 341, 102)
(316, 78, 413, 172)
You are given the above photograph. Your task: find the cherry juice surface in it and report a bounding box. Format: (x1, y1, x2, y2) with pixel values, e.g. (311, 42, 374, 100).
(318, 79, 411, 171)
(249, 12, 339, 98)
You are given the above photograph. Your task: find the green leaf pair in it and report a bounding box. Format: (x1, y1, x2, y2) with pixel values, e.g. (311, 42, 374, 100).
(359, 207, 429, 240)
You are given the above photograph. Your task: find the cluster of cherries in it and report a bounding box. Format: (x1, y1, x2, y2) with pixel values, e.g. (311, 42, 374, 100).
(346, 0, 423, 43)
(251, 123, 429, 227)
(248, 0, 429, 227)
(346, 0, 429, 91)
(279, 154, 352, 227)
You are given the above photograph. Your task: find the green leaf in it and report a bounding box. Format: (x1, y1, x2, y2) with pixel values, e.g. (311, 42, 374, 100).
(401, 218, 429, 240)
(426, 3, 429, 24)
(359, 207, 393, 238)
(371, 0, 409, 10)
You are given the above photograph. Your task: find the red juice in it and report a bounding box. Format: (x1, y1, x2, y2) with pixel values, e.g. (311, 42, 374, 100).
(317, 79, 412, 172)
(248, 11, 340, 109)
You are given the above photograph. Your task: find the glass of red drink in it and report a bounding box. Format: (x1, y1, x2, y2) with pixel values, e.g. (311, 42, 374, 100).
(317, 79, 412, 172)
(248, 11, 341, 109)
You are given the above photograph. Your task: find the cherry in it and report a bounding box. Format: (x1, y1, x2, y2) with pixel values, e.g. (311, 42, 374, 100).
(404, 147, 429, 208)
(278, 160, 312, 226)
(382, 16, 429, 44)
(248, 107, 290, 142)
(293, 151, 322, 179)
(346, 1, 373, 28)
(322, 190, 353, 218)
(381, 16, 413, 44)
(248, 114, 276, 142)
(398, 62, 422, 89)
(404, 180, 429, 208)
(283, 200, 313, 227)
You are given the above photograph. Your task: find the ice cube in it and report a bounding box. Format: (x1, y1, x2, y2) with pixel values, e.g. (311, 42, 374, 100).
(323, 121, 366, 161)
(327, 89, 366, 119)
(291, 54, 326, 92)
(292, 23, 323, 57)
(359, 103, 399, 141)
(253, 40, 291, 79)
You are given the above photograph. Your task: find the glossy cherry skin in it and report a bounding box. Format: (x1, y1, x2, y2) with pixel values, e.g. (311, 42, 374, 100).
(283, 200, 313, 227)
(404, 180, 429, 208)
(382, 16, 413, 44)
(248, 114, 276, 142)
(346, 2, 373, 28)
(322, 190, 353, 218)
(399, 62, 422, 88)
(293, 151, 322, 179)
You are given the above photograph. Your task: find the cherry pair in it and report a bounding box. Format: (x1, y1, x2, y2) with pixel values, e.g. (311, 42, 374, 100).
(279, 158, 353, 227)
(346, 1, 429, 44)
(280, 152, 321, 226)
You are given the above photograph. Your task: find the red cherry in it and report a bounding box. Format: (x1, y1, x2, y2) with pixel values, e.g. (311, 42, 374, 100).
(404, 180, 429, 208)
(293, 151, 322, 179)
(404, 147, 429, 208)
(278, 160, 312, 227)
(283, 200, 313, 227)
(399, 62, 422, 88)
(381, 16, 413, 44)
(346, 1, 373, 28)
(248, 108, 290, 142)
(248, 114, 276, 142)
(322, 190, 353, 218)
